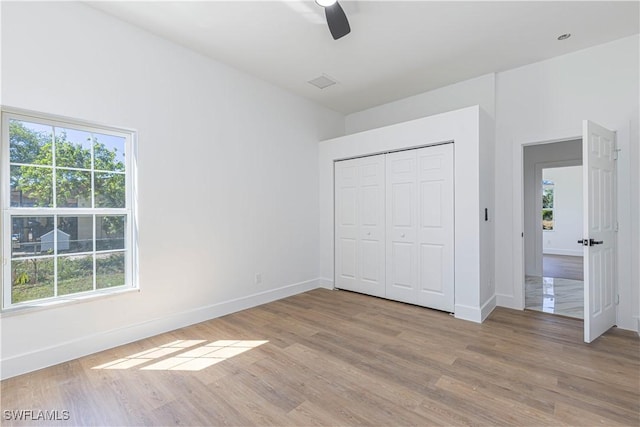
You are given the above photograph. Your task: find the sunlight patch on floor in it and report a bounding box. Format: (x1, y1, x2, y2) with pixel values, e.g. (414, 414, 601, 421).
(92, 340, 268, 371)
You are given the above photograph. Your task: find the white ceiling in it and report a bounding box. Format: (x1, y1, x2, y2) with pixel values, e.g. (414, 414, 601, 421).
(88, 1, 639, 114)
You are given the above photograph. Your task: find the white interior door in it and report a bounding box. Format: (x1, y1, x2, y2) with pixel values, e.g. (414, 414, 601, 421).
(416, 145, 454, 311)
(386, 149, 418, 303)
(386, 144, 454, 311)
(334, 155, 385, 297)
(582, 120, 617, 343)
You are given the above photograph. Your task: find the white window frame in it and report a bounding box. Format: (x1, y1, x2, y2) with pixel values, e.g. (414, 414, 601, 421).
(1, 107, 138, 310)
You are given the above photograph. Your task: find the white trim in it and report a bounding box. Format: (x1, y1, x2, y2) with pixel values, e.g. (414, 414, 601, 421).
(454, 303, 482, 323)
(480, 295, 497, 321)
(0, 105, 137, 135)
(0, 286, 138, 318)
(512, 132, 581, 311)
(0, 278, 325, 380)
(456, 295, 497, 323)
(317, 277, 335, 289)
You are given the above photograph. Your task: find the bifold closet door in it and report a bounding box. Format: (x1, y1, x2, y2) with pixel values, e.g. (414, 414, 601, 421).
(386, 144, 454, 312)
(334, 155, 385, 297)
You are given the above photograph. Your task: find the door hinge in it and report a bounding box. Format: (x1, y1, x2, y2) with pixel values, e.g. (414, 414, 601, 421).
(615, 221, 619, 232)
(616, 294, 620, 305)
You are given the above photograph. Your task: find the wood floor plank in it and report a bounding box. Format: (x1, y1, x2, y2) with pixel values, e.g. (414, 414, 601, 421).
(1, 288, 638, 426)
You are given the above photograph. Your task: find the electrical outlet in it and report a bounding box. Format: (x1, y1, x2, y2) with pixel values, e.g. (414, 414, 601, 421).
(255, 273, 262, 285)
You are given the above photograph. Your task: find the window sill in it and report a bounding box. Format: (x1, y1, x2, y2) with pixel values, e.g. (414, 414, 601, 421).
(0, 287, 140, 318)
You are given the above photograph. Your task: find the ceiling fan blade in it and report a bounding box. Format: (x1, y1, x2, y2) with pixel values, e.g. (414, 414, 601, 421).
(325, 1, 350, 40)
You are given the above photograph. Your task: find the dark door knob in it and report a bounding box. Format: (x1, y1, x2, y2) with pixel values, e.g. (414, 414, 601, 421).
(578, 238, 603, 246)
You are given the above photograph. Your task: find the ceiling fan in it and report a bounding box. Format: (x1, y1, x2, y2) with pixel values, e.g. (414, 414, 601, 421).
(316, 0, 351, 40)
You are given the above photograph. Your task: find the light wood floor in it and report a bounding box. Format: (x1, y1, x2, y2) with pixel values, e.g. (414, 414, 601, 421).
(543, 254, 584, 281)
(2, 288, 638, 426)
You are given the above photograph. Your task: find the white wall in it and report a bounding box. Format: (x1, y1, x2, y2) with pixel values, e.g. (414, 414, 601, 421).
(0, 2, 344, 379)
(542, 166, 583, 256)
(523, 140, 582, 276)
(319, 106, 496, 323)
(346, 74, 496, 134)
(496, 35, 639, 331)
(344, 35, 639, 332)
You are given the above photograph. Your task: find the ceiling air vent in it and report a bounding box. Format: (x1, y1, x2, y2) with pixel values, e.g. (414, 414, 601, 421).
(308, 74, 337, 89)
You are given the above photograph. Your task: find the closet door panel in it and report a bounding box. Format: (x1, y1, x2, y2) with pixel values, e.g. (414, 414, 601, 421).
(337, 144, 454, 312)
(335, 160, 359, 290)
(386, 151, 418, 303)
(334, 155, 385, 297)
(416, 144, 454, 312)
(420, 244, 443, 292)
(358, 155, 385, 294)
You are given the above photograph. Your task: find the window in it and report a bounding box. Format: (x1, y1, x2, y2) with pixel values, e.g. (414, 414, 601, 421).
(2, 110, 136, 308)
(542, 179, 554, 231)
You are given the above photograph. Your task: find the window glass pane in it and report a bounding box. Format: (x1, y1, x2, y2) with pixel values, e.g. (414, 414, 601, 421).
(10, 165, 53, 207)
(96, 216, 126, 251)
(54, 127, 92, 169)
(58, 216, 93, 254)
(11, 216, 55, 258)
(9, 119, 53, 165)
(56, 169, 92, 207)
(94, 172, 125, 208)
(542, 186, 554, 209)
(11, 258, 54, 303)
(96, 252, 125, 289)
(58, 255, 94, 296)
(94, 133, 125, 172)
(542, 209, 554, 230)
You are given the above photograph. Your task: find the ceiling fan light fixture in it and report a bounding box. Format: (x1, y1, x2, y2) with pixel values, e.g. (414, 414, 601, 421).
(316, 0, 337, 7)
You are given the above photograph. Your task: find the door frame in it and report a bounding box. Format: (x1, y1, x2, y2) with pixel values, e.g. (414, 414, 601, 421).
(512, 131, 582, 310)
(514, 131, 620, 330)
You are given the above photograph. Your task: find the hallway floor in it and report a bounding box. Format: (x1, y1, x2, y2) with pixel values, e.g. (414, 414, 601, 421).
(526, 255, 584, 319)
(525, 275, 584, 319)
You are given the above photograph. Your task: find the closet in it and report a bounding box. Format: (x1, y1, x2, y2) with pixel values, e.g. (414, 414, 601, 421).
(335, 143, 454, 312)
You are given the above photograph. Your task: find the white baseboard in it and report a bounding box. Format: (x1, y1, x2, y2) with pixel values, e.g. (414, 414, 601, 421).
(454, 304, 481, 323)
(454, 295, 496, 323)
(1, 278, 324, 380)
(495, 293, 524, 310)
(317, 277, 334, 289)
(480, 295, 497, 322)
(543, 249, 583, 257)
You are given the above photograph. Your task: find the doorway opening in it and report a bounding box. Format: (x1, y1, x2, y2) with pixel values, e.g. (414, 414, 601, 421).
(523, 140, 583, 319)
